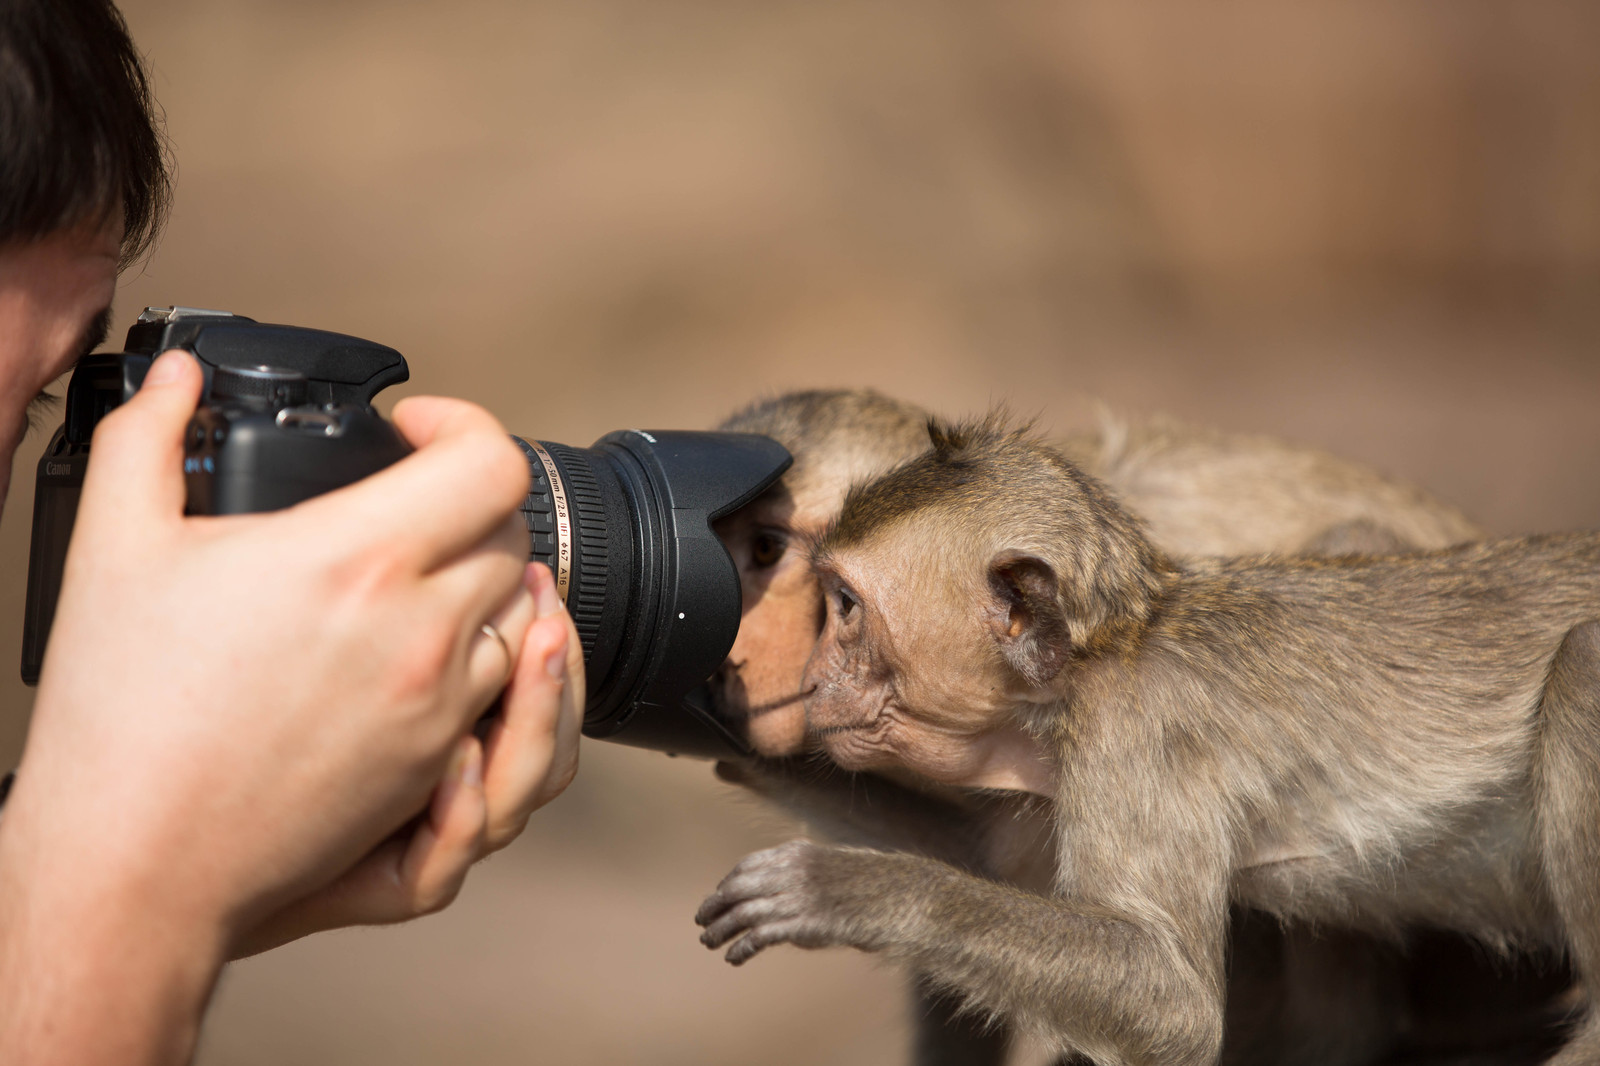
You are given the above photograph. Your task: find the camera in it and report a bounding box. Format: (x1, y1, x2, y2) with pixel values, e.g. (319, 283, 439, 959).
(22, 307, 791, 760)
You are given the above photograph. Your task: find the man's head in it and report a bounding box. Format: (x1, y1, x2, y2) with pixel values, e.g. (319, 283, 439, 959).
(712, 389, 933, 755)
(0, 0, 169, 501)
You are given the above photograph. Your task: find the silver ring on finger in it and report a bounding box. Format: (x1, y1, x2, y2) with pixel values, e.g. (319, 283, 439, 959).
(480, 622, 513, 688)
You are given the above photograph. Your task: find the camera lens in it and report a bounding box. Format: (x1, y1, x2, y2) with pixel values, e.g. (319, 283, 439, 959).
(511, 431, 790, 758)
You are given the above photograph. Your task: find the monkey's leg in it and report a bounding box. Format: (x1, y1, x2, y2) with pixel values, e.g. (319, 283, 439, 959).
(1218, 918, 1404, 1066)
(696, 841, 1226, 1066)
(1532, 620, 1600, 1065)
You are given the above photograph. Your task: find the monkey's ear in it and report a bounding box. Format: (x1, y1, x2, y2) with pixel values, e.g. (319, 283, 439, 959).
(986, 551, 1071, 686)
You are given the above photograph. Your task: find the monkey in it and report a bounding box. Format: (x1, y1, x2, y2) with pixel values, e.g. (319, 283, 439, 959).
(696, 416, 1600, 1066)
(709, 390, 1569, 1066)
(713, 391, 1481, 757)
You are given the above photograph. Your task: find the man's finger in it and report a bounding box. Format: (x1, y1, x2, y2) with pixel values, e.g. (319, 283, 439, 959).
(76, 349, 202, 537)
(289, 396, 530, 574)
(463, 581, 537, 722)
(423, 512, 528, 622)
(398, 736, 486, 915)
(481, 565, 584, 851)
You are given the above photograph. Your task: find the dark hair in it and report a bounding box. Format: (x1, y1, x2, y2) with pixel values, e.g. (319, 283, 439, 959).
(0, 0, 171, 266)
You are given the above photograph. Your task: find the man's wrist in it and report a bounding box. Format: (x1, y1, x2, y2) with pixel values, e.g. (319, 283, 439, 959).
(0, 777, 228, 1065)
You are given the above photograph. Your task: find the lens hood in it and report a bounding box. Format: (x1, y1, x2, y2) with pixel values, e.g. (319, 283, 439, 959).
(515, 430, 791, 759)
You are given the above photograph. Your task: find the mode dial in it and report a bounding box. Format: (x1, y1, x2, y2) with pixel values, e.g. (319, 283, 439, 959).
(209, 364, 309, 408)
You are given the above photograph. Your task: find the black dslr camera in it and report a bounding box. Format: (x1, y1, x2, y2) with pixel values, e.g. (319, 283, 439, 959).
(22, 307, 790, 759)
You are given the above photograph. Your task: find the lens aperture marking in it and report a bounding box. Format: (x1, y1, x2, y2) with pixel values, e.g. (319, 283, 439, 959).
(528, 442, 574, 604)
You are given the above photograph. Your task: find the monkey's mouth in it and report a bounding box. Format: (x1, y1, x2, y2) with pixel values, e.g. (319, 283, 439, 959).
(743, 686, 817, 719)
(709, 670, 816, 719)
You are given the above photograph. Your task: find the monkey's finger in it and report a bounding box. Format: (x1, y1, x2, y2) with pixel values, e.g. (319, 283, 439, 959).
(694, 874, 772, 926)
(724, 919, 809, 966)
(697, 845, 812, 925)
(699, 897, 794, 950)
(694, 891, 735, 927)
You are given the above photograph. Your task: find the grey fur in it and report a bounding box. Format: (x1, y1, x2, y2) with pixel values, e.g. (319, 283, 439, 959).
(702, 419, 1591, 1066)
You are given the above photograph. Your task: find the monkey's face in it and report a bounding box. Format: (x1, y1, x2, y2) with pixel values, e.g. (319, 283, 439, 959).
(710, 429, 940, 757)
(712, 483, 833, 756)
(803, 533, 1031, 788)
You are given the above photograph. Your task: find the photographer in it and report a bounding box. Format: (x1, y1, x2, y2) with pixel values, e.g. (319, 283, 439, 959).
(0, 1, 584, 1062)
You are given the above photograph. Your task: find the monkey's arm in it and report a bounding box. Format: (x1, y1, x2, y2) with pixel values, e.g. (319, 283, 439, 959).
(715, 763, 1026, 1066)
(714, 759, 999, 870)
(695, 840, 1226, 1066)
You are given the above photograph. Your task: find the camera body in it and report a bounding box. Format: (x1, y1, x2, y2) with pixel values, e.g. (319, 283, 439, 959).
(24, 308, 792, 760)
(182, 365, 412, 515)
(23, 307, 412, 685)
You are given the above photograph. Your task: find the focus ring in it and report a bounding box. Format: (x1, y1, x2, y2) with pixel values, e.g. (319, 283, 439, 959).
(540, 442, 609, 662)
(516, 438, 567, 589)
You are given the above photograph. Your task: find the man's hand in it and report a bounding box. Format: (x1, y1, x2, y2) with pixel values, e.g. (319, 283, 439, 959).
(233, 562, 585, 957)
(0, 349, 581, 1063)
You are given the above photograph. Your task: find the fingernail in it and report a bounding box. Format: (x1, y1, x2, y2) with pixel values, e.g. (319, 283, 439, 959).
(545, 627, 568, 680)
(460, 740, 483, 789)
(431, 739, 471, 824)
(446, 737, 472, 781)
(530, 563, 563, 617)
(144, 349, 193, 386)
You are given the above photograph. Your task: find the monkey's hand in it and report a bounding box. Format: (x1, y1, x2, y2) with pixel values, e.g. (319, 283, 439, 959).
(698, 838, 1229, 1065)
(696, 839, 927, 965)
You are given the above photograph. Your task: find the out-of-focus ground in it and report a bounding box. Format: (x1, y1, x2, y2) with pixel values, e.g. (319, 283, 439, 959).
(3, 1, 1599, 1063)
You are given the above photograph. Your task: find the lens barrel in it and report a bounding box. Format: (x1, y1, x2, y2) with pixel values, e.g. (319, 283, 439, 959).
(513, 430, 791, 759)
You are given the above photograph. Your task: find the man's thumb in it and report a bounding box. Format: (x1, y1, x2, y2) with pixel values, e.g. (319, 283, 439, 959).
(77, 349, 204, 532)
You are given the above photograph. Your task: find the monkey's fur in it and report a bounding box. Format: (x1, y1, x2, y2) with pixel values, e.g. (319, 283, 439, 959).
(701, 413, 1591, 1066)
(711, 390, 1567, 1066)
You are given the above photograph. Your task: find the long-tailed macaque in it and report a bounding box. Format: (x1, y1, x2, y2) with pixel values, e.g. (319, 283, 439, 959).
(711, 391, 1567, 1066)
(699, 416, 1597, 1066)
(714, 392, 1481, 755)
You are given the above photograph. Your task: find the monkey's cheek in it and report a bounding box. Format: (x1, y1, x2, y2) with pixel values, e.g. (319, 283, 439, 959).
(819, 732, 888, 773)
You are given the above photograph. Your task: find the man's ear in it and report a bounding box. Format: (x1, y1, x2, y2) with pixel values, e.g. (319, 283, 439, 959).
(986, 551, 1071, 686)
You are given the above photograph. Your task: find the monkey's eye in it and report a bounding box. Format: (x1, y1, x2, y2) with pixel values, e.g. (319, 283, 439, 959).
(836, 588, 858, 620)
(750, 529, 787, 569)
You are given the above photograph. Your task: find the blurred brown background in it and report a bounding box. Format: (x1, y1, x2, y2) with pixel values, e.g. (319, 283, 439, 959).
(4, 0, 1600, 1062)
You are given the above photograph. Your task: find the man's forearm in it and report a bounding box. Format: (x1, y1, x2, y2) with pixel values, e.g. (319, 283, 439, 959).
(0, 786, 226, 1066)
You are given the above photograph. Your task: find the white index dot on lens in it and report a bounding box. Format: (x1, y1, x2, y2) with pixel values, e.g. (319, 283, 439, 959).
(678, 612, 685, 619)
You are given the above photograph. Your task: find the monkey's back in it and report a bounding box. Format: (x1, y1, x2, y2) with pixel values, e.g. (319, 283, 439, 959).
(1136, 533, 1600, 945)
(1065, 418, 1483, 558)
